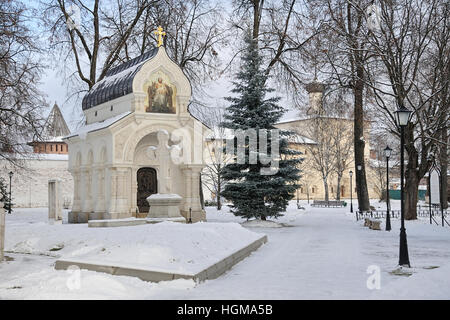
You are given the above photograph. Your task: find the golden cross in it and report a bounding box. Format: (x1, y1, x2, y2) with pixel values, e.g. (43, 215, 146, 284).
(154, 26, 166, 47)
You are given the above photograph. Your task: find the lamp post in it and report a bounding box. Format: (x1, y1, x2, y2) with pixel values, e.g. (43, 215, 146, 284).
(349, 170, 353, 215)
(356, 164, 362, 211)
(395, 106, 412, 267)
(383, 146, 392, 231)
(427, 152, 434, 224)
(8, 171, 13, 214)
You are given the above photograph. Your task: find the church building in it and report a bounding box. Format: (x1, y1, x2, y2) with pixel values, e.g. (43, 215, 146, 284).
(64, 43, 208, 223)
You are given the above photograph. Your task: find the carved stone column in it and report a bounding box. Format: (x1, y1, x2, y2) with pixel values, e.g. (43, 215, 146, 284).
(106, 167, 117, 218)
(181, 164, 206, 222)
(115, 167, 131, 217)
(131, 167, 138, 216)
(78, 167, 92, 223)
(69, 168, 81, 223)
(92, 164, 106, 220)
(105, 167, 132, 219)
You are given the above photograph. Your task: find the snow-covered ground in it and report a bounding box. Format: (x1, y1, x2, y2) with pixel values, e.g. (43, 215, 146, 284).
(1, 200, 449, 299)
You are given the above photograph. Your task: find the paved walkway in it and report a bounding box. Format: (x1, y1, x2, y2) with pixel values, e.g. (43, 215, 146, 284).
(171, 208, 386, 299)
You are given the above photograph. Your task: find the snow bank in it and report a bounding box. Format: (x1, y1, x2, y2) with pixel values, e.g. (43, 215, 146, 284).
(4, 214, 265, 274)
(371, 263, 450, 299)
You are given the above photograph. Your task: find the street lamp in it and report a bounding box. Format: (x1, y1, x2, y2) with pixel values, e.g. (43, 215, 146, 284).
(427, 152, 434, 224)
(356, 164, 362, 211)
(349, 170, 354, 215)
(383, 146, 392, 231)
(8, 171, 13, 214)
(395, 105, 412, 267)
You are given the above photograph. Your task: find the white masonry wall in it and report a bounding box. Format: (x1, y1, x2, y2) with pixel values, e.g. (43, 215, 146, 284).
(0, 155, 73, 208)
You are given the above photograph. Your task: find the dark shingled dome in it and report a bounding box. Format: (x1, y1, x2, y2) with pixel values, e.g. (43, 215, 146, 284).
(305, 81, 325, 93)
(82, 48, 158, 110)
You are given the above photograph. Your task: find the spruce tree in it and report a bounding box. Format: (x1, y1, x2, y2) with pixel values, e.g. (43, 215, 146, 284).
(220, 32, 302, 220)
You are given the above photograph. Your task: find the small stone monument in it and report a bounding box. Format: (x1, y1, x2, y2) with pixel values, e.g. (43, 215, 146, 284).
(48, 179, 63, 224)
(147, 194, 183, 219)
(0, 201, 5, 262)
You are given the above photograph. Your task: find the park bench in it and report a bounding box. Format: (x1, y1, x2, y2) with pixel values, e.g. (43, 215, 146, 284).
(364, 218, 382, 230)
(311, 200, 345, 208)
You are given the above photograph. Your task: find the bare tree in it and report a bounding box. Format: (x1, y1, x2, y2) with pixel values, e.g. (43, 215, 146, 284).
(302, 117, 337, 201)
(230, 0, 321, 97)
(0, 0, 46, 165)
(326, 93, 354, 201)
(201, 105, 233, 210)
(331, 119, 353, 201)
(106, 0, 228, 94)
(41, 0, 228, 122)
(301, 0, 374, 211)
(41, 0, 157, 97)
(363, 0, 449, 219)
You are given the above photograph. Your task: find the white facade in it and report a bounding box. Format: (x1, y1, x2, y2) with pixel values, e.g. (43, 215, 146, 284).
(0, 155, 73, 208)
(65, 47, 208, 223)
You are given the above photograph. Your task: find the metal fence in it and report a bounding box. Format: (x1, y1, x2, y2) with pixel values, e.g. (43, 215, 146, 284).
(356, 209, 449, 227)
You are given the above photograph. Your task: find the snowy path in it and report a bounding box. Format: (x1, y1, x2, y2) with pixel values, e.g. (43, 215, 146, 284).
(1, 202, 450, 299)
(167, 204, 450, 299)
(171, 208, 382, 299)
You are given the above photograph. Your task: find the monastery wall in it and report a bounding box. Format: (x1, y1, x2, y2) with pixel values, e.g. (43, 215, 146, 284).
(0, 155, 73, 208)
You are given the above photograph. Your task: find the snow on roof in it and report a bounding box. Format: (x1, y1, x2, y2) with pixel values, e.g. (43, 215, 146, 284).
(12, 153, 69, 161)
(82, 48, 158, 110)
(276, 108, 307, 124)
(290, 134, 316, 145)
(204, 127, 316, 145)
(65, 112, 132, 140)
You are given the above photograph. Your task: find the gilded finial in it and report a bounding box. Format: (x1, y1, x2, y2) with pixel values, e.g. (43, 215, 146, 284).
(154, 26, 166, 47)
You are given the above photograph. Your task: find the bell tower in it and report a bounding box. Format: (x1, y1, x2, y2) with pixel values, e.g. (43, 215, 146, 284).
(305, 81, 325, 116)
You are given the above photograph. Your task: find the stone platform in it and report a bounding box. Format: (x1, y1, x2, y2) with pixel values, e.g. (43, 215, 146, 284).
(88, 217, 186, 228)
(54, 235, 267, 282)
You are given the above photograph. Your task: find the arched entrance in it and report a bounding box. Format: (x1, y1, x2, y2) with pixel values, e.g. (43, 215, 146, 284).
(137, 167, 157, 213)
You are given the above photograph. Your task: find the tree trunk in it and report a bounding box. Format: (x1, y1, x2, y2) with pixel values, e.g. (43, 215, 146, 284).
(441, 128, 448, 209)
(336, 174, 342, 201)
(353, 62, 370, 211)
(405, 173, 419, 220)
(404, 127, 419, 220)
(323, 177, 329, 201)
(252, 0, 262, 41)
(217, 173, 222, 211)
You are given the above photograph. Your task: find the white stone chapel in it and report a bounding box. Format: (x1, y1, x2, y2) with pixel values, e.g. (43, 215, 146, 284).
(64, 42, 208, 223)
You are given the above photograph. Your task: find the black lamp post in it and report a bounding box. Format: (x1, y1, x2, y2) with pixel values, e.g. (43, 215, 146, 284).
(8, 171, 13, 214)
(395, 106, 412, 267)
(383, 146, 392, 231)
(188, 207, 192, 224)
(349, 170, 353, 214)
(427, 152, 434, 224)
